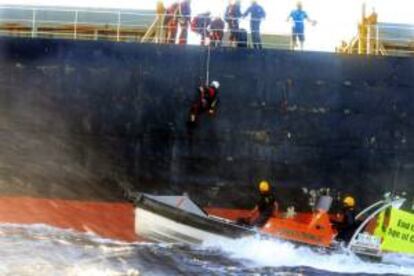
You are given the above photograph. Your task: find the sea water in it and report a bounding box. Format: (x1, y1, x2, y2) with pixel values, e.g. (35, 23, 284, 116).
(0, 224, 413, 275)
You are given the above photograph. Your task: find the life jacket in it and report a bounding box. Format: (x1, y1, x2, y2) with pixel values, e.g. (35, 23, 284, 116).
(257, 193, 276, 214)
(205, 86, 217, 100)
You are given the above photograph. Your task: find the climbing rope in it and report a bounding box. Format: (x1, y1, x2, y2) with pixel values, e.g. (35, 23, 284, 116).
(205, 44, 211, 86)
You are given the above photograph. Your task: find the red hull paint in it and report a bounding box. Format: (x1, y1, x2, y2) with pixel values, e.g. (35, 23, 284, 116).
(0, 197, 138, 242)
(0, 198, 336, 247)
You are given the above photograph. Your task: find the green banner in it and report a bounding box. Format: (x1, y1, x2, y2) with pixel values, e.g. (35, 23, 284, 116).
(376, 208, 414, 254)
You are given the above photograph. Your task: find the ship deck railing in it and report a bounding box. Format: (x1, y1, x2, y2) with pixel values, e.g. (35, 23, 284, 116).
(0, 4, 302, 51)
(0, 5, 413, 56)
(339, 22, 414, 56)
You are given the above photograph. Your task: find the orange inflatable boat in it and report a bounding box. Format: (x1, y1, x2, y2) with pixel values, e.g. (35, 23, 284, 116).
(134, 194, 337, 248)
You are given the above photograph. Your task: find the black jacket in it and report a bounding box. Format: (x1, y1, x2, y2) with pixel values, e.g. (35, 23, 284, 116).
(257, 193, 276, 215)
(250, 192, 276, 227)
(335, 207, 358, 242)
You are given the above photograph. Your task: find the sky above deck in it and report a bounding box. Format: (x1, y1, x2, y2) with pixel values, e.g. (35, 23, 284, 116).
(0, 0, 412, 51)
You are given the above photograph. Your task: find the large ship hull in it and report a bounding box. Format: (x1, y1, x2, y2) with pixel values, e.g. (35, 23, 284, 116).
(0, 37, 413, 211)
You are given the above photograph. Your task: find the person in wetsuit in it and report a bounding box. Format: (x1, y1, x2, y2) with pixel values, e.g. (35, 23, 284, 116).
(334, 196, 358, 243)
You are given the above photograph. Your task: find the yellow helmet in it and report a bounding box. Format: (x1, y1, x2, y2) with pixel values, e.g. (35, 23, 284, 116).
(259, 180, 271, 193)
(343, 196, 355, 207)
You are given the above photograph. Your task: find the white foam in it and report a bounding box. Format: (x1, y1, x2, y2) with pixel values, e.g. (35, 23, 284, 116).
(0, 223, 143, 275)
(3, 223, 413, 275)
(203, 236, 414, 275)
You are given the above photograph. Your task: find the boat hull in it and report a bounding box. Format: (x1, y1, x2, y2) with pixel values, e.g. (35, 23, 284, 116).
(136, 207, 239, 244)
(134, 195, 253, 244)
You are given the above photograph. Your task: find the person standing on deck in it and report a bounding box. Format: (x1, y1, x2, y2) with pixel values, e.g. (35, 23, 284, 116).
(242, 0, 266, 50)
(164, 1, 180, 44)
(287, 1, 317, 50)
(177, 0, 192, 45)
(225, 0, 242, 46)
(209, 17, 225, 47)
(191, 12, 212, 46)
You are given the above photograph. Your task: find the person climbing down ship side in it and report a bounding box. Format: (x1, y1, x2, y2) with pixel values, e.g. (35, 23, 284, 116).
(238, 180, 279, 227)
(188, 80, 220, 127)
(333, 196, 359, 243)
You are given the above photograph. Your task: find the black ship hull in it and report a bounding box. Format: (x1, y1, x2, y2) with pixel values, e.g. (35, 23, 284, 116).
(0, 37, 413, 210)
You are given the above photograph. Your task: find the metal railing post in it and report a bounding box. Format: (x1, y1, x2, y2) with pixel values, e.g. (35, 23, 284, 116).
(375, 24, 380, 55)
(31, 8, 36, 38)
(367, 25, 371, 55)
(347, 198, 406, 250)
(74, 10, 78, 39)
(116, 11, 121, 42)
(4, 6, 413, 54)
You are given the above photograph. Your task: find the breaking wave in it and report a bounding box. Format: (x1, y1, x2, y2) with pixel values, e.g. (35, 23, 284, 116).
(203, 236, 414, 275)
(0, 224, 413, 275)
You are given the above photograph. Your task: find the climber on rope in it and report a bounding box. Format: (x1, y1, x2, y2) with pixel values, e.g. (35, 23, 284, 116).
(187, 80, 220, 127)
